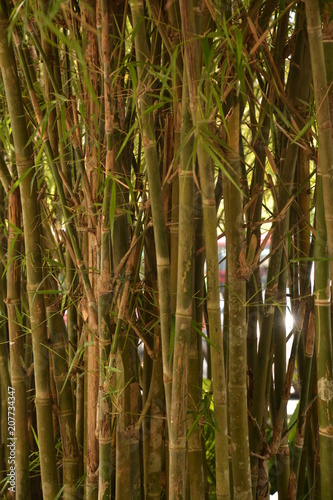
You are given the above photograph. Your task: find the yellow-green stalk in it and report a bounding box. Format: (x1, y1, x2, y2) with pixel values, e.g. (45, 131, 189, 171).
(169, 67, 195, 499)
(178, 2, 230, 497)
(0, 2, 58, 497)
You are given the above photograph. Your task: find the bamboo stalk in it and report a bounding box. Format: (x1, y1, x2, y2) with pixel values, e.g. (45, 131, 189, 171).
(0, 259, 10, 490)
(187, 194, 205, 499)
(305, 3, 333, 496)
(246, 108, 270, 375)
(164, 0, 182, 315)
(272, 256, 290, 499)
(178, 2, 230, 497)
(139, 236, 165, 499)
(0, 151, 12, 191)
(249, 18, 311, 488)
(98, 2, 113, 497)
(112, 241, 142, 500)
(37, 25, 81, 491)
(81, 6, 100, 496)
(143, 336, 165, 499)
(305, 0, 333, 276)
(46, 303, 80, 500)
(7, 185, 31, 498)
(287, 307, 315, 499)
(224, 101, 252, 498)
(129, 0, 173, 429)
(108, 6, 143, 496)
(12, 32, 99, 332)
(314, 175, 333, 498)
(169, 66, 195, 499)
(10, 49, 98, 485)
(0, 4, 58, 497)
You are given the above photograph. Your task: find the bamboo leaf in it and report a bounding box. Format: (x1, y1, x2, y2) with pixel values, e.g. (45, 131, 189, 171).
(60, 340, 94, 394)
(291, 115, 315, 145)
(7, 166, 34, 197)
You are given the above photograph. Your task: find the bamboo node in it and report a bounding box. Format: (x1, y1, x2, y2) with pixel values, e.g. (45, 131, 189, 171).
(202, 198, 216, 207)
(98, 437, 112, 444)
(35, 397, 53, 406)
(16, 154, 34, 168)
(57, 409, 75, 418)
(62, 458, 80, 465)
(314, 298, 331, 306)
(307, 25, 323, 35)
(319, 425, 333, 437)
(51, 341, 66, 350)
(4, 298, 21, 306)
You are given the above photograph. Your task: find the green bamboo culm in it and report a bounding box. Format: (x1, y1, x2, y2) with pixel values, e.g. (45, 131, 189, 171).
(314, 176, 333, 498)
(272, 255, 290, 499)
(187, 133, 206, 498)
(169, 66, 195, 500)
(129, 0, 173, 428)
(7, 186, 31, 498)
(287, 307, 315, 499)
(249, 112, 300, 499)
(0, 255, 10, 488)
(305, 2, 333, 496)
(46, 304, 80, 500)
(0, 1, 58, 498)
(305, 0, 333, 276)
(178, 2, 230, 497)
(225, 101, 252, 498)
(12, 48, 101, 489)
(97, 1, 113, 496)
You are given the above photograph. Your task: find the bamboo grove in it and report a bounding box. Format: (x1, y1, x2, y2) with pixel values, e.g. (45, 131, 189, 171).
(1, 0, 333, 498)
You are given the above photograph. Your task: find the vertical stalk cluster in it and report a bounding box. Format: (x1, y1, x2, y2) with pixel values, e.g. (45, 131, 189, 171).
(0, 1, 332, 499)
